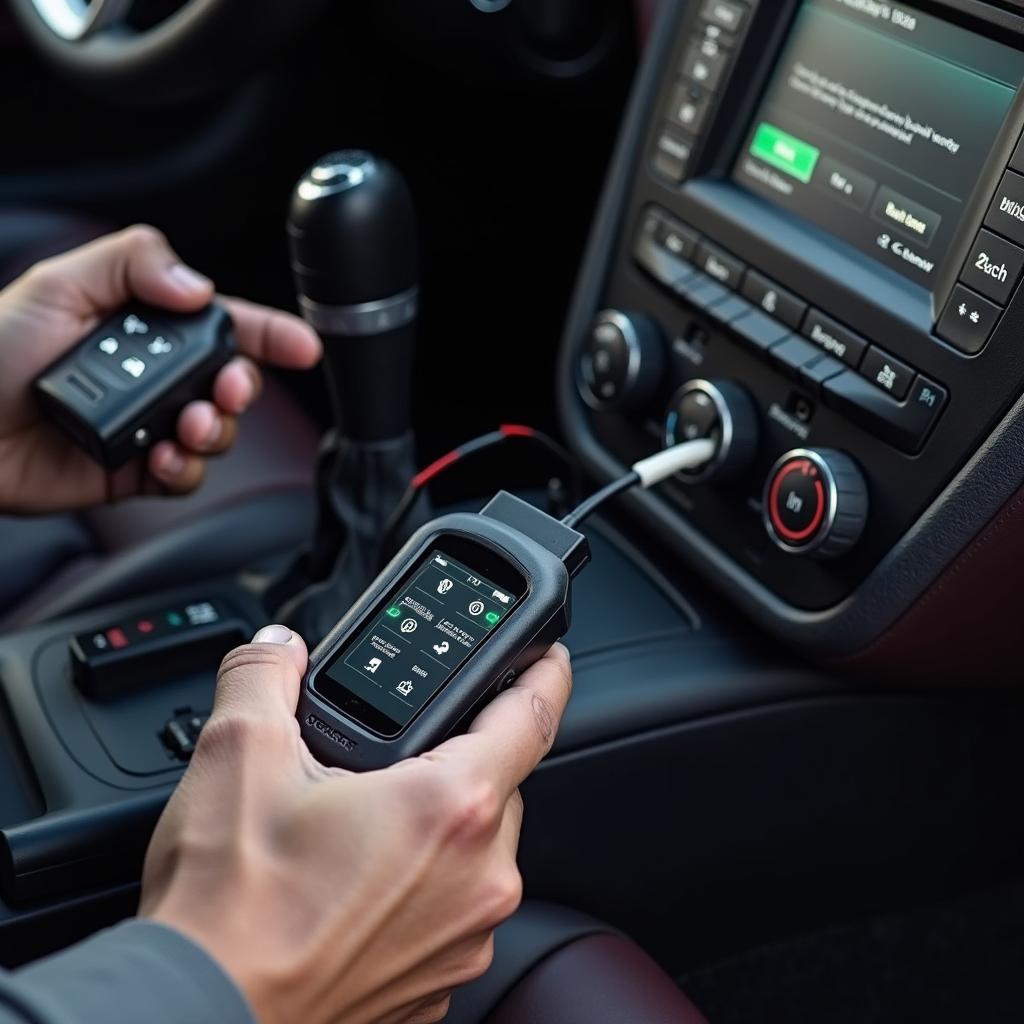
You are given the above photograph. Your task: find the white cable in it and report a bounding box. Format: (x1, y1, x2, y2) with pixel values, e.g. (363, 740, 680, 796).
(632, 438, 717, 488)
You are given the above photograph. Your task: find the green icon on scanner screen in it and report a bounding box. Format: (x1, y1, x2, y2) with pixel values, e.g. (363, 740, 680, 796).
(166, 612, 183, 627)
(750, 122, 820, 184)
(485, 611, 501, 626)
(386, 607, 402, 618)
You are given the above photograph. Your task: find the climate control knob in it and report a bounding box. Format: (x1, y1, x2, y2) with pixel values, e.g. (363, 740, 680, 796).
(578, 309, 665, 411)
(663, 379, 758, 482)
(763, 449, 868, 559)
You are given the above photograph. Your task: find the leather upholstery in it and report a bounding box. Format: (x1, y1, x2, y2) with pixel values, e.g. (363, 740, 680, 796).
(486, 932, 708, 1024)
(448, 901, 707, 1024)
(0, 207, 320, 627)
(837, 479, 1024, 684)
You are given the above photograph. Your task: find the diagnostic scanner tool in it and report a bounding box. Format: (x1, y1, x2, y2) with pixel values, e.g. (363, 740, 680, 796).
(298, 492, 589, 771)
(34, 304, 237, 470)
(297, 436, 716, 770)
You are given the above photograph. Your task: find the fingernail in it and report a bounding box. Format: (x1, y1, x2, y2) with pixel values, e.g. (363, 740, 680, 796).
(204, 414, 223, 447)
(159, 450, 186, 478)
(167, 263, 212, 295)
(253, 624, 293, 644)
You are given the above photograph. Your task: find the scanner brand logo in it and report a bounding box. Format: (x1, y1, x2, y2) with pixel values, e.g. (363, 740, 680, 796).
(306, 714, 358, 752)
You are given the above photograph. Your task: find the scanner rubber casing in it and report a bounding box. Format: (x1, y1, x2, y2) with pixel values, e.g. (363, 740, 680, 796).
(298, 510, 580, 771)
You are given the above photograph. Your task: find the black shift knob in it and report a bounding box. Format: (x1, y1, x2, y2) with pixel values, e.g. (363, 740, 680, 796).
(288, 151, 419, 441)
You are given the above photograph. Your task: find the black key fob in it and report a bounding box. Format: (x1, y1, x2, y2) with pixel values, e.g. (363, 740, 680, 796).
(33, 304, 238, 470)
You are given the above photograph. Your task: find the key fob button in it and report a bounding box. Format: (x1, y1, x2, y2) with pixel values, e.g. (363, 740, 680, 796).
(121, 313, 150, 336)
(96, 336, 121, 357)
(118, 355, 148, 380)
(145, 335, 177, 357)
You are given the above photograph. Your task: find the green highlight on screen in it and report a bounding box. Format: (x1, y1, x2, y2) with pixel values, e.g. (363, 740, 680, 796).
(386, 607, 401, 618)
(750, 122, 820, 183)
(485, 611, 501, 626)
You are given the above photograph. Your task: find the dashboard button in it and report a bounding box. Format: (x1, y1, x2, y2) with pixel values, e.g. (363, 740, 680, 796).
(769, 335, 821, 379)
(985, 170, 1024, 247)
(654, 215, 699, 261)
(823, 370, 947, 453)
(730, 308, 790, 351)
(959, 229, 1024, 305)
(859, 346, 913, 400)
(905, 375, 949, 431)
(667, 82, 711, 136)
(675, 272, 728, 308)
(680, 39, 728, 90)
(706, 293, 752, 324)
(798, 354, 845, 394)
(801, 309, 867, 367)
(700, 0, 747, 34)
(652, 125, 695, 184)
(634, 211, 694, 289)
(694, 242, 745, 289)
(634, 235, 692, 289)
(740, 270, 807, 328)
(936, 284, 1002, 355)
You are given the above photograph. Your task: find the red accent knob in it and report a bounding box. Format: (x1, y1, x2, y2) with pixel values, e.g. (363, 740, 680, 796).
(763, 449, 868, 559)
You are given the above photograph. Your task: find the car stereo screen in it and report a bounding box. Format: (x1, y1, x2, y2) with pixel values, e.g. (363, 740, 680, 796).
(733, 0, 1024, 286)
(315, 548, 525, 737)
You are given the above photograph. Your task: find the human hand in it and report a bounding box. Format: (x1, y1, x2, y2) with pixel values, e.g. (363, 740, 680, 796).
(140, 626, 572, 1024)
(0, 225, 322, 512)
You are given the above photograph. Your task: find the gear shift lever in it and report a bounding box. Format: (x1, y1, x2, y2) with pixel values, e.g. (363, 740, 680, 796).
(272, 151, 428, 642)
(289, 151, 419, 441)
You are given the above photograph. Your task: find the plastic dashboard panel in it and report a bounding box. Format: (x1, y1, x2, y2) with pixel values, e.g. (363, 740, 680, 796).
(558, 0, 1024, 661)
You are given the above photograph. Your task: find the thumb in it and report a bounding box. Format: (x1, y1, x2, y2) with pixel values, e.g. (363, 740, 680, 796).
(25, 224, 214, 315)
(213, 625, 309, 724)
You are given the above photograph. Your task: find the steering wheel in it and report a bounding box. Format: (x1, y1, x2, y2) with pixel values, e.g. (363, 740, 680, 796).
(9, 0, 330, 103)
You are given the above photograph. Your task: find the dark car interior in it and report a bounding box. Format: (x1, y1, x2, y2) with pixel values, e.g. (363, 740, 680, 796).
(4, 0, 1024, 1020)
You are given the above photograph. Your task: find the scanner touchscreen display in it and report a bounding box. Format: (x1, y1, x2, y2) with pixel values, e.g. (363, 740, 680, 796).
(733, 0, 1024, 286)
(315, 548, 525, 737)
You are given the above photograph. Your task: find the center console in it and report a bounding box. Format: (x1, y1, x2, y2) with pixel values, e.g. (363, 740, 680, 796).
(559, 0, 1024, 661)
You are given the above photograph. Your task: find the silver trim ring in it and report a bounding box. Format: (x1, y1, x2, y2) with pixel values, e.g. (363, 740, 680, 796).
(297, 151, 378, 201)
(762, 448, 839, 556)
(578, 309, 642, 411)
(29, 0, 133, 40)
(663, 379, 731, 483)
(299, 286, 419, 337)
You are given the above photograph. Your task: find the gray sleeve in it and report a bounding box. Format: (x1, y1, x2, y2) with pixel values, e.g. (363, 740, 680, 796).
(0, 920, 255, 1024)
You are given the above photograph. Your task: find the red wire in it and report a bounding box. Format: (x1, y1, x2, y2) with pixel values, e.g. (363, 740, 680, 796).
(499, 423, 535, 438)
(411, 450, 462, 489)
(410, 425, 538, 490)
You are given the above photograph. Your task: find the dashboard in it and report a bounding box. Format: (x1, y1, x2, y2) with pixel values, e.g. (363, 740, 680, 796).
(560, 0, 1024, 657)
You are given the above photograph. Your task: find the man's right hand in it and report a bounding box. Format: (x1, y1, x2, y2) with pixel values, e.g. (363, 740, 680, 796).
(139, 625, 572, 1024)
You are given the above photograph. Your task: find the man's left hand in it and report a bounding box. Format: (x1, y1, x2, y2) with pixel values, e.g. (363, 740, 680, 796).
(0, 225, 322, 513)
